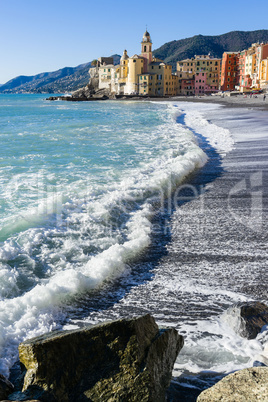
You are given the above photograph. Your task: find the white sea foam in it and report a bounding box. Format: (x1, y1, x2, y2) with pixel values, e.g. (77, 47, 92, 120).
(0, 102, 209, 375)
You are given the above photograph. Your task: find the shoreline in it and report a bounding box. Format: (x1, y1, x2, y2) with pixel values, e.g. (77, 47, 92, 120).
(149, 94, 268, 111)
(1, 95, 267, 400)
(46, 91, 268, 112)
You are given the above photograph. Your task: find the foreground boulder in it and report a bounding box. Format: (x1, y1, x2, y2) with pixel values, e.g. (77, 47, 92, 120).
(18, 314, 183, 402)
(197, 367, 268, 401)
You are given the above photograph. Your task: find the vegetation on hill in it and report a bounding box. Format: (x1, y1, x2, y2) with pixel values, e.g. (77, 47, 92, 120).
(154, 30, 268, 70)
(0, 55, 120, 94)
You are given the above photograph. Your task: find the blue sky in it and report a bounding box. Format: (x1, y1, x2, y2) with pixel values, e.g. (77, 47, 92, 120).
(0, 0, 268, 84)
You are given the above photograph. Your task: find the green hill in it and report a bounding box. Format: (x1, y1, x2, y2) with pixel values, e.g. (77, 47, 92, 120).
(0, 55, 121, 94)
(153, 30, 268, 70)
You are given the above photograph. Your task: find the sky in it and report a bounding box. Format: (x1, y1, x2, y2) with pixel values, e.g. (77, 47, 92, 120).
(0, 0, 268, 84)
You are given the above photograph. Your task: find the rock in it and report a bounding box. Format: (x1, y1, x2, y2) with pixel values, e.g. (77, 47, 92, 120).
(18, 314, 183, 402)
(197, 367, 268, 401)
(0, 374, 14, 400)
(71, 84, 94, 99)
(238, 301, 268, 339)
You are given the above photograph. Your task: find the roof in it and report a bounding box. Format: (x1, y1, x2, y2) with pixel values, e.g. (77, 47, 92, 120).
(149, 61, 165, 66)
(142, 30, 152, 43)
(99, 64, 115, 69)
(129, 54, 143, 59)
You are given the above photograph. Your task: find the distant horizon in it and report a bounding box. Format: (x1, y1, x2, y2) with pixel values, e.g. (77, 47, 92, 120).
(0, 0, 267, 83)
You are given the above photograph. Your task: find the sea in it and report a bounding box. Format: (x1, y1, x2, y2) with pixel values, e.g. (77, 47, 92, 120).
(0, 94, 267, 399)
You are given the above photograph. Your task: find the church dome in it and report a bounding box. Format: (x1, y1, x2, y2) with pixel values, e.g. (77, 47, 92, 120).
(121, 49, 129, 62)
(142, 30, 152, 43)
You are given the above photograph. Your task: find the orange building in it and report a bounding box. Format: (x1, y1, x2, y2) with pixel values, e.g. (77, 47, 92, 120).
(220, 52, 239, 91)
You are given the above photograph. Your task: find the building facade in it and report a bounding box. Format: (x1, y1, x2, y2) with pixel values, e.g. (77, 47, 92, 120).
(93, 31, 178, 97)
(220, 52, 239, 91)
(177, 55, 221, 95)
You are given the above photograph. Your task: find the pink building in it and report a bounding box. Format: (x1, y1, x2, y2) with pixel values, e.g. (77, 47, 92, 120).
(195, 72, 209, 94)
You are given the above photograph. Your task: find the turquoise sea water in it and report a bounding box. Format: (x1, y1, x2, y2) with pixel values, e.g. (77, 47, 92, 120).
(0, 94, 207, 375)
(1, 94, 267, 398)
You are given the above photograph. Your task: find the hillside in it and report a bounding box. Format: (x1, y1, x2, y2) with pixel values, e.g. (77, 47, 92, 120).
(1, 30, 268, 93)
(0, 55, 121, 94)
(153, 29, 268, 70)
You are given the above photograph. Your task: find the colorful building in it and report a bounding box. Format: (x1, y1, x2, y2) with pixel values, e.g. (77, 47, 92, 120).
(260, 58, 268, 90)
(93, 31, 178, 97)
(220, 52, 239, 91)
(93, 35, 268, 97)
(177, 55, 221, 95)
(236, 43, 268, 91)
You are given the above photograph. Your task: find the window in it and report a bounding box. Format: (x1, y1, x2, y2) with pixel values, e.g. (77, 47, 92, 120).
(133, 60, 136, 63)
(144, 46, 146, 52)
(108, 69, 110, 72)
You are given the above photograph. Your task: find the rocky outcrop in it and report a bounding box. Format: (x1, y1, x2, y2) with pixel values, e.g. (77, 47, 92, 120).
(229, 301, 268, 339)
(0, 374, 14, 400)
(197, 367, 268, 401)
(239, 302, 268, 339)
(18, 314, 183, 402)
(71, 85, 110, 100)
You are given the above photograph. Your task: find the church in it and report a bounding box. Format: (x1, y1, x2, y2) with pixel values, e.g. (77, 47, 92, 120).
(95, 31, 178, 97)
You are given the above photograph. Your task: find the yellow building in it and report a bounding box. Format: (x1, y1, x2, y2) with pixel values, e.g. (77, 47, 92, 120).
(135, 31, 178, 96)
(125, 55, 144, 94)
(177, 58, 196, 74)
(260, 58, 268, 90)
(93, 31, 178, 97)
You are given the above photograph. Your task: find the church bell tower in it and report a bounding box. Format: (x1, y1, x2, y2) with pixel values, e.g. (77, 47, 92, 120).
(141, 30, 152, 73)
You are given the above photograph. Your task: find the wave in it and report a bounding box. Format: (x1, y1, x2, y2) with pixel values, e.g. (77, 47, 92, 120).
(0, 103, 211, 375)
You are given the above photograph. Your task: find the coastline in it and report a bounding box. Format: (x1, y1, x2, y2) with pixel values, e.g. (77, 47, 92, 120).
(165, 104, 268, 399)
(64, 100, 268, 400)
(147, 94, 268, 111)
(1, 95, 268, 400)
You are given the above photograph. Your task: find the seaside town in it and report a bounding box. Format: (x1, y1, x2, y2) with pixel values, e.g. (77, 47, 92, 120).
(90, 30, 268, 97)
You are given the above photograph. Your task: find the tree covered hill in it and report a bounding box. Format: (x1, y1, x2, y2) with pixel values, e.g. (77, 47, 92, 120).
(0, 55, 121, 94)
(153, 30, 268, 70)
